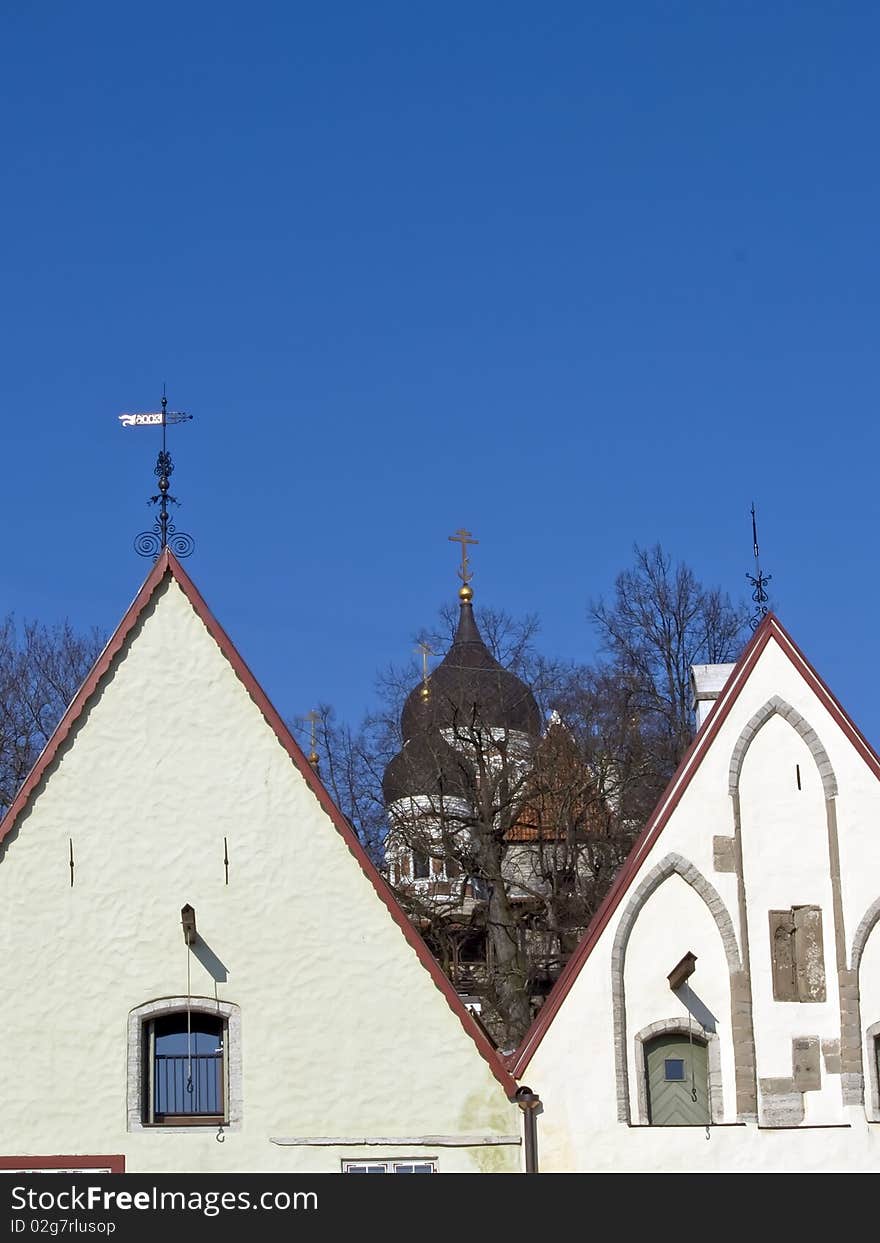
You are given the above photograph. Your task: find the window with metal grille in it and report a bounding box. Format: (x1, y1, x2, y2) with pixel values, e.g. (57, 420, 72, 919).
(144, 1012, 226, 1125)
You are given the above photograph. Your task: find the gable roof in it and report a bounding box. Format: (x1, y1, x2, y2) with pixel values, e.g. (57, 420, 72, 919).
(0, 550, 518, 1099)
(509, 611, 880, 1078)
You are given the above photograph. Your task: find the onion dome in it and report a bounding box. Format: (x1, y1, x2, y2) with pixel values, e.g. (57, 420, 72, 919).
(400, 592, 541, 742)
(382, 728, 475, 806)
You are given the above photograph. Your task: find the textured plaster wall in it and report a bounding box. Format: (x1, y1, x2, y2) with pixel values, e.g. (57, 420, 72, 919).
(0, 580, 519, 1173)
(523, 633, 880, 1170)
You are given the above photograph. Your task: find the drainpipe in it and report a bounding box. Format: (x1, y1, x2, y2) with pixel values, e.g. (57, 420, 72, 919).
(515, 1086, 541, 1173)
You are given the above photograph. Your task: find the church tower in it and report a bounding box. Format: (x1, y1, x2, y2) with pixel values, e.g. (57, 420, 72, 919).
(382, 533, 541, 1019)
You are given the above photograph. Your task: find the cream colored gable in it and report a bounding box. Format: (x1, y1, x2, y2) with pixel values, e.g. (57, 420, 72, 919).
(0, 576, 518, 1171)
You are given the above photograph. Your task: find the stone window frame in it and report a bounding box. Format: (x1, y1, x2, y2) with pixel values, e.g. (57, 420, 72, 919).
(127, 996, 242, 1133)
(633, 1018, 724, 1126)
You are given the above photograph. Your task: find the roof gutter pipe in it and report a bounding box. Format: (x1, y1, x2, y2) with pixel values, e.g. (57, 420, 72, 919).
(515, 1086, 541, 1173)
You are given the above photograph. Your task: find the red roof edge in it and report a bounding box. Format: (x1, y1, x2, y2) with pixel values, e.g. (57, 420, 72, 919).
(508, 612, 880, 1078)
(0, 552, 518, 1100)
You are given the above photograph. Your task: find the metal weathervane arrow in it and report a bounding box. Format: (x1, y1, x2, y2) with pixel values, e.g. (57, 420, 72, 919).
(119, 389, 195, 559)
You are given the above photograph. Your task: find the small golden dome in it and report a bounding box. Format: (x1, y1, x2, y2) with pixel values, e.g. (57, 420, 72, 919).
(459, 584, 473, 602)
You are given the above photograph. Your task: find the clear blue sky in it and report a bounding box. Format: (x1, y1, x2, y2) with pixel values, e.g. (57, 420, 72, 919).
(3, 3, 879, 748)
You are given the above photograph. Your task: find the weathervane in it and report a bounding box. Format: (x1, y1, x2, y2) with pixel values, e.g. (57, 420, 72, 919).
(448, 527, 478, 601)
(119, 389, 194, 559)
(747, 502, 772, 630)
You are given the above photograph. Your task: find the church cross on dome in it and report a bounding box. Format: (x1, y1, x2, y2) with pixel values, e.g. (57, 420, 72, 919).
(448, 527, 479, 600)
(415, 641, 433, 701)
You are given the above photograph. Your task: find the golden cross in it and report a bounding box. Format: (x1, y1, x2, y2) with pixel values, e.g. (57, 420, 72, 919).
(448, 527, 479, 584)
(415, 641, 433, 683)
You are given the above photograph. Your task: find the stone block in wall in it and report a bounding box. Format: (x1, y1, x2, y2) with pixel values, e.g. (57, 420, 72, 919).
(793, 907, 826, 1002)
(759, 1078, 805, 1127)
(712, 836, 736, 873)
(793, 1037, 821, 1092)
(821, 1038, 842, 1076)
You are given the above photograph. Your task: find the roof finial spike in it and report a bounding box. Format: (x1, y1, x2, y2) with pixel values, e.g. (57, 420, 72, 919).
(746, 501, 772, 630)
(119, 389, 195, 561)
(448, 527, 478, 602)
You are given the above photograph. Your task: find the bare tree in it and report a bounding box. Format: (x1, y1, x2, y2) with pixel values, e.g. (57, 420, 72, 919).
(0, 616, 105, 816)
(590, 544, 749, 772)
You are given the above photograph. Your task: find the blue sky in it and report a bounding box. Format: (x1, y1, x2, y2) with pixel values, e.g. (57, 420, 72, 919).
(2, 3, 879, 749)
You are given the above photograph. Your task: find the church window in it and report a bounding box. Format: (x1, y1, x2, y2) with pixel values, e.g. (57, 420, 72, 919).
(769, 907, 826, 1002)
(412, 848, 430, 880)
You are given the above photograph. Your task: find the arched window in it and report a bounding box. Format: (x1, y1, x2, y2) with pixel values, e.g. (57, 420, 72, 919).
(643, 1032, 710, 1126)
(127, 997, 241, 1132)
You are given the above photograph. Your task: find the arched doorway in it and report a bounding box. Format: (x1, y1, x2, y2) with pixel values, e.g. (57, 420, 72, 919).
(644, 1032, 710, 1126)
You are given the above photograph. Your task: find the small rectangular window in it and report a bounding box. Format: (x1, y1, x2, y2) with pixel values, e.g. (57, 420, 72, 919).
(412, 849, 430, 880)
(342, 1159, 436, 1174)
(664, 1058, 685, 1081)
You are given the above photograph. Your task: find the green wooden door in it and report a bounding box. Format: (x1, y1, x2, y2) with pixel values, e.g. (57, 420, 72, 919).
(645, 1034, 710, 1125)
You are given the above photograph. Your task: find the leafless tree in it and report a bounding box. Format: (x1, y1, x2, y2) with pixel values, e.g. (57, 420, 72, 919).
(590, 544, 749, 773)
(0, 616, 105, 816)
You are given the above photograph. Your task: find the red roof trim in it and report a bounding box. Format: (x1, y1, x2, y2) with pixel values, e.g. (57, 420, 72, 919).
(508, 612, 880, 1077)
(0, 552, 517, 1099)
(0, 1155, 125, 1172)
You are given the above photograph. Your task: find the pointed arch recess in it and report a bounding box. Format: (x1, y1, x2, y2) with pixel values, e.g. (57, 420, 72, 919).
(728, 695, 837, 798)
(612, 852, 741, 1123)
(851, 897, 880, 973)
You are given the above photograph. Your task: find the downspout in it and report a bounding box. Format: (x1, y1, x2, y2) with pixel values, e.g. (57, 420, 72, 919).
(515, 1086, 541, 1173)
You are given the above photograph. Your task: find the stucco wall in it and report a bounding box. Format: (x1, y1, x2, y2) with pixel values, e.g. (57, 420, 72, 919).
(0, 579, 520, 1173)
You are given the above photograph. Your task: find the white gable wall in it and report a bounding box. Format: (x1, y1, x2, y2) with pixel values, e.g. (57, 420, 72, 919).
(0, 579, 520, 1173)
(522, 630, 880, 1170)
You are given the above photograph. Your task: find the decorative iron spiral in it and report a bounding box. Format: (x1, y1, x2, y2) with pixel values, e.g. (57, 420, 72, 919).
(167, 530, 195, 558)
(134, 522, 195, 559)
(748, 607, 768, 632)
(134, 530, 163, 558)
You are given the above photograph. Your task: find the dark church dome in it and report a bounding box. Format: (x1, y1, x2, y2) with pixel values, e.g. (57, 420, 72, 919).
(399, 594, 541, 743)
(382, 727, 475, 806)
